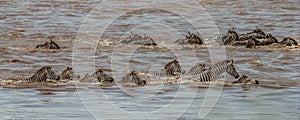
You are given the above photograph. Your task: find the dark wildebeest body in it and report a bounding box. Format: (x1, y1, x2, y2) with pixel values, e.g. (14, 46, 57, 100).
(175, 32, 203, 45)
(222, 28, 239, 45)
(121, 32, 157, 46)
(35, 39, 60, 50)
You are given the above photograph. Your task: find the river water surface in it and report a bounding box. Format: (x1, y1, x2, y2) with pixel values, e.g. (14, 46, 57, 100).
(0, 0, 299, 120)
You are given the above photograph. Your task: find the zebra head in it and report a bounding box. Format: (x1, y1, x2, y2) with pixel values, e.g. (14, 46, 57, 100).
(185, 32, 203, 45)
(45, 66, 60, 81)
(93, 68, 107, 82)
(226, 60, 239, 78)
(60, 67, 75, 80)
(197, 63, 206, 71)
(124, 71, 145, 86)
(187, 63, 206, 75)
(162, 60, 185, 76)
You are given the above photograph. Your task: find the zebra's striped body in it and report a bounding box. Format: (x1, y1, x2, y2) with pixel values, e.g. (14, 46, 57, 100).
(186, 32, 203, 45)
(60, 67, 79, 80)
(79, 68, 113, 83)
(27, 66, 60, 82)
(186, 63, 206, 75)
(189, 60, 239, 82)
(92, 68, 114, 83)
(80, 73, 91, 83)
(160, 60, 185, 76)
(121, 71, 146, 86)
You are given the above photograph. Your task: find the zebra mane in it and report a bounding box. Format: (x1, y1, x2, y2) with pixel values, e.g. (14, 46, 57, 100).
(27, 66, 55, 82)
(34, 66, 52, 74)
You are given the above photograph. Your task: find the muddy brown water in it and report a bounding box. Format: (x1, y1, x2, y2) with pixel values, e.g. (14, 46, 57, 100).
(0, 0, 299, 119)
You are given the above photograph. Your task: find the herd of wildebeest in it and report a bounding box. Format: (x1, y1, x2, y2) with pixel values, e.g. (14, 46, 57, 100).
(5, 27, 298, 87)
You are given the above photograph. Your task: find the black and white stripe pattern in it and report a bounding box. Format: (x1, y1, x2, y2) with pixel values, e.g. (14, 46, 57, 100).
(186, 32, 203, 45)
(27, 66, 60, 82)
(186, 63, 206, 76)
(160, 60, 185, 76)
(79, 68, 114, 83)
(60, 67, 74, 80)
(59, 67, 80, 80)
(188, 60, 239, 82)
(92, 68, 114, 83)
(121, 71, 146, 86)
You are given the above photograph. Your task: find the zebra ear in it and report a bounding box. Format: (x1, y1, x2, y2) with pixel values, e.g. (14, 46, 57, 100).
(229, 60, 234, 64)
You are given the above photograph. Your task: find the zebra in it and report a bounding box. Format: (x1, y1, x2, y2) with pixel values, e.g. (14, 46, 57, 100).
(121, 71, 146, 86)
(160, 60, 185, 76)
(35, 39, 60, 50)
(140, 34, 157, 46)
(186, 32, 203, 45)
(79, 68, 114, 83)
(59, 67, 80, 80)
(80, 73, 92, 83)
(121, 32, 143, 44)
(92, 68, 114, 83)
(186, 63, 206, 75)
(187, 60, 239, 82)
(232, 75, 259, 84)
(27, 66, 60, 82)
